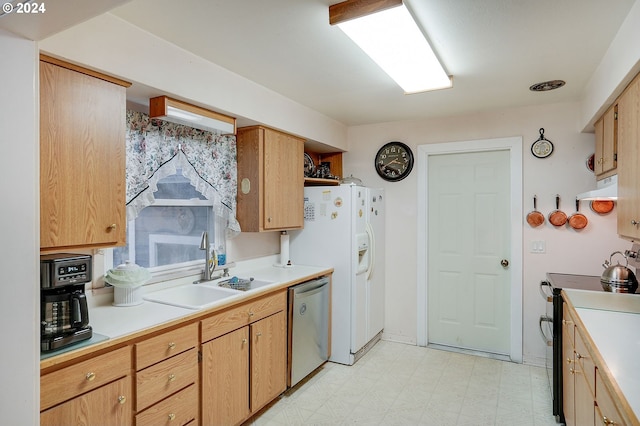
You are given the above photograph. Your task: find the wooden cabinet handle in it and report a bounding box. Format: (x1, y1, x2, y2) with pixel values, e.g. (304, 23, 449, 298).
(242, 338, 247, 345)
(168, 373, 176, 382)
(85, 372, 96, 381)
(168, 342, 176, 350)
(118, 395, 126, 405)
(168, 413, 176, 421)
(566, 357, 574, 364)
(108, 223, 117, 231)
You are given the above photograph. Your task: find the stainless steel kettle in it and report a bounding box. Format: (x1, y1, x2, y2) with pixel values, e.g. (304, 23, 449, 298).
(601, 251, 639, 293)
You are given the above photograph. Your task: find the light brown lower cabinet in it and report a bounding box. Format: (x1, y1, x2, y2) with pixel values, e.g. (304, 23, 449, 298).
(40, 285, 313, 425)
(563, 304, 596, 426)
(40, 346, 133, 426)
(562, 300, 633, 426)
(201, 291, 287, 426)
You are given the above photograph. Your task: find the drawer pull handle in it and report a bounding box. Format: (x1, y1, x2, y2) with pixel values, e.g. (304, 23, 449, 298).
(562, 319, 573, 325)
(569, 368, 580, 375)
(242, 338, 247, 345)
(168, 342, 176, 349)
(168, 373, 176, 382)
(85, 372, 96, 381)
(566, 358, 574, 364)
(576, 352, 587, 360)
(108, 223, 117, 231)
(602, 415, 615, 425)
(256, 332, 262, 338)
(168, 413, 176, 421)
(118, 395, 126, 405)
(248, 311, 254, 317)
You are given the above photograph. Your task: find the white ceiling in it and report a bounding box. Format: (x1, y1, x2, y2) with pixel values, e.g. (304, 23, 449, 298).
(110, 0, 636, 126)
(1, 0, 636, 127)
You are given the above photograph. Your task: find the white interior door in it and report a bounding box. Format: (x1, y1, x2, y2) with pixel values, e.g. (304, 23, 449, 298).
(427, 149, 511, 355)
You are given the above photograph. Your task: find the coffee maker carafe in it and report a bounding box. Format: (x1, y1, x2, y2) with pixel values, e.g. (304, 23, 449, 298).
(40, 254, 93, 351)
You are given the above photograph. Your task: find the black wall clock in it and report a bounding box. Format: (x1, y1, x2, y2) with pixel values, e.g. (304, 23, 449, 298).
(375, 141, 414, 182)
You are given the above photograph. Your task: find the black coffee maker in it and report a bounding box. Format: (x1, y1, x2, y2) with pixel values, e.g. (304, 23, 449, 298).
(40, 253, 93, 351)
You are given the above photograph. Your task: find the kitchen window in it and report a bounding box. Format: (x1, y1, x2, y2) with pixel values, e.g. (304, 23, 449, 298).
(111, 169, 219, 280)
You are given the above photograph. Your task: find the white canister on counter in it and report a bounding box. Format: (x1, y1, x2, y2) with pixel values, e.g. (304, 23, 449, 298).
(104, 261, 151, 306)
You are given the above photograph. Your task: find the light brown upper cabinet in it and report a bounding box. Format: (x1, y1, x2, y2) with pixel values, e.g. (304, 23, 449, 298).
(594, 103, 617, 179)
(616, 73, 640, 241)
(39, 56, 129, 251)
(236, 126, 304, 231)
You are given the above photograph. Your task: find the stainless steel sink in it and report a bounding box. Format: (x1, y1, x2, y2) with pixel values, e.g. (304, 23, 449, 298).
(215, 277, 275, 292)
(143, 284, 241, 310)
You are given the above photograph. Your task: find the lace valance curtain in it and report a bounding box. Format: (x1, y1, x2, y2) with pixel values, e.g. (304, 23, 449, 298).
(125, 110, 240, 235)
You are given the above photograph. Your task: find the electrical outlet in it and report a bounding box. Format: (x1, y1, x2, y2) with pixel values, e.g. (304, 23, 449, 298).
(530, 240, 546, 254)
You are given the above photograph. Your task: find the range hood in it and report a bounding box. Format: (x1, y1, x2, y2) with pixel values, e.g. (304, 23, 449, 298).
(577, 174, 617, 200)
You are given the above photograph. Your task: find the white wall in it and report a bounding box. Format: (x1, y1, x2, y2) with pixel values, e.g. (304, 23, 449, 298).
(0, 30, 40, 423)
(342, 101, 629, 365)
(39, 13, 348, 151)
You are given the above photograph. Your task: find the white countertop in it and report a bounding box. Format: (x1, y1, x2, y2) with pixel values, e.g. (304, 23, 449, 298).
(563, 289, 640, 420)
(87, 259, 332, 340)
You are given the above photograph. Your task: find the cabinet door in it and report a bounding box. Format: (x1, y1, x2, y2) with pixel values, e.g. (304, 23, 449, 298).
(595, 105, 618, 177)
(201, 327, 250, 426)
(263, 129, 304, 230)
(595, 368, 625, 426)
(40, 61, 126, 250)
(562, 318, 576, 426)
(250, 311, 287, 412)
(617, 76, 640, 240)
(41, 376, 132, 426)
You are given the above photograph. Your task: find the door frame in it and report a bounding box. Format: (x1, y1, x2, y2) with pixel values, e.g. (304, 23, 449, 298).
(416, 136, 523, 363)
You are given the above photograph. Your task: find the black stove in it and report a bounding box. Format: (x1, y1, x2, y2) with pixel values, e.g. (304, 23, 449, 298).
(540, 273, 601, 424)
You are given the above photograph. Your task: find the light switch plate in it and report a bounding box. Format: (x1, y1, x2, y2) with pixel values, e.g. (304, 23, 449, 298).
(530, 240, 546, 253)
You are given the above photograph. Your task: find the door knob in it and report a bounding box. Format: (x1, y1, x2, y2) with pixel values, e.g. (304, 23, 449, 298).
(500, 259, 509, 268)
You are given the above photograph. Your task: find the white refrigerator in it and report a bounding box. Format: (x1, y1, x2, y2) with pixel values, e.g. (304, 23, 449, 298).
(289, 184, 385, 365)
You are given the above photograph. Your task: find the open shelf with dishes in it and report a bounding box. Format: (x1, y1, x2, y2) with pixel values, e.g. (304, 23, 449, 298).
(304, 151, 343, 186)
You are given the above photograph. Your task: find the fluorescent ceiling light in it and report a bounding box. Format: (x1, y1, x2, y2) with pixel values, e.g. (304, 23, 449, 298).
(149, 96, 236, 134)
(330, 0, 452, 94)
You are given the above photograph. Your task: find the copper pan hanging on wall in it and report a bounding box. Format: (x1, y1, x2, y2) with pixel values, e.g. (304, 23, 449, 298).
(568, 198, 588, 230)
(526, 195, 545, 227)
(590, 200, 615, 215)
(548, 195, 567, 227)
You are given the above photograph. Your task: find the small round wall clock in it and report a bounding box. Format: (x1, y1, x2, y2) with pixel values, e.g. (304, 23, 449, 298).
(375, 141, 414, 181)
(531, 128, 554, 158)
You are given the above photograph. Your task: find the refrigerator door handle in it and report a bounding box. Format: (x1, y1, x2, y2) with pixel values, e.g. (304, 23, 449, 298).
(366, 222, 375, 279)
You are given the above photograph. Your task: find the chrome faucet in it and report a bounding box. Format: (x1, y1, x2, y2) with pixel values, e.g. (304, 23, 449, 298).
(199, 231, 214, 281)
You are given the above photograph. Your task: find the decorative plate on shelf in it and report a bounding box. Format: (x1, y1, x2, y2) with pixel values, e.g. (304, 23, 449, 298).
(304, 153, 315, 177)
(586, 153, 595, 172)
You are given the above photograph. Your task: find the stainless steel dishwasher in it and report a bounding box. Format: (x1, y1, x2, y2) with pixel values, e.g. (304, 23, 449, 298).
(288, 276, 330, 387)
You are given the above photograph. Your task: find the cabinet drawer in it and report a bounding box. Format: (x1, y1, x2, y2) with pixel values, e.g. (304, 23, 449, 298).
(136, 348, 198, 411)
(136, 322, 198, 370)
(41, 345, 131, 411)
(201, 291, 286, 342)
(136, 383, 198, 426)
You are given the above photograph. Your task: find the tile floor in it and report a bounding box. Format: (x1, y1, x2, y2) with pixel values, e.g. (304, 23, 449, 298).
(247, 340, 558, 426)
